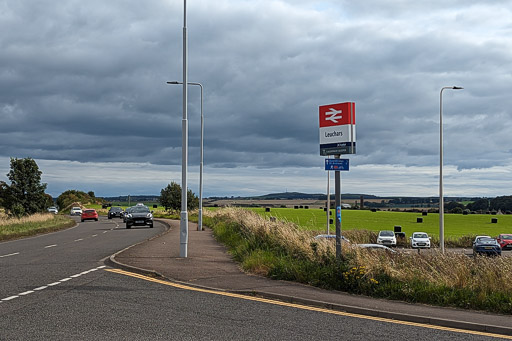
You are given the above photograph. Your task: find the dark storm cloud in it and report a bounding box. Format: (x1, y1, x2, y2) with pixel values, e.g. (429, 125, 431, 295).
(1, 0, 512, 197)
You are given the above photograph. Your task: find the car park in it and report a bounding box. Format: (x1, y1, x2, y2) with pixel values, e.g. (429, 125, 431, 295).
(125, 205, 153, 229)
(473, 236, 501, 256)
(108, 206, 123, 219)
(47, 207, 58, 214)
(314, 234, 350, 242)
(496, 234, 512, 251)
(70, 207, 82, 216)
(410, 232, 431, 249)
(376, 230, 396, 247)
(81, 209, 99, 222)
(357, 243, 397, 253)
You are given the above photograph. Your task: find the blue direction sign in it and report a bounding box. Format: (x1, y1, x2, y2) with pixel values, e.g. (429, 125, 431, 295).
(325, 159, 349, 171)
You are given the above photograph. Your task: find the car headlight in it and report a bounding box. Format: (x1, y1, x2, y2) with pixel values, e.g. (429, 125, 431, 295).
(127, 214, 132, 218)
(147, 213, 153, 219)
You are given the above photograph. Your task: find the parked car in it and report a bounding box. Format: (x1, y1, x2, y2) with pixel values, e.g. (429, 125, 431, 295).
(125, 205, 153, 229)
(473, 236, 501, 256)
(70, 207, 82, 216)
(47, 206, 58, 214)
(357, 243, 397, 253)
(376, 230, 397, 247)
(108, 206, 123, 219)
(410, 232, 431, 249)
(81, 209, 99, 222)
(314, 234, 350, 242)
(496, 234, 512, 251)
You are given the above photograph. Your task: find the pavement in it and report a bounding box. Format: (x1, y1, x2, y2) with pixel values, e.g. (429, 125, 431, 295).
(108, 219, 512, 337)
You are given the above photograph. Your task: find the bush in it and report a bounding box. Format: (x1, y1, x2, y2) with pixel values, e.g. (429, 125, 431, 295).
(204, 208, 512, 314)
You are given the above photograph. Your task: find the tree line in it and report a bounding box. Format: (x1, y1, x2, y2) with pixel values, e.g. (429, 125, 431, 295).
(0, 157, 198, 217)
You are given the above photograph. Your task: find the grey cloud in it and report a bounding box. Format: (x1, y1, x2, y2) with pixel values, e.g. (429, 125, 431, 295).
(2, 0, 512, 196)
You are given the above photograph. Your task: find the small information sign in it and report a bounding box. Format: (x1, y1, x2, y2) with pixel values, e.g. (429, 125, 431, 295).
(325, 159, 349, 171)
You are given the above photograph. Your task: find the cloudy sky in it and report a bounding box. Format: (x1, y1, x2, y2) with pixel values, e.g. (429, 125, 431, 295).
(1, 0, 512, 198)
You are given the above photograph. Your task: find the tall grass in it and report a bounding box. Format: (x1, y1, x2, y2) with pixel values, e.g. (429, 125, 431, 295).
(0, 213, 75, 241)
(204, 207, 512, 314)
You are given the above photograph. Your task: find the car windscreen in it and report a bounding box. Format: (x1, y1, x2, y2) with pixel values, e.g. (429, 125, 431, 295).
(110, 207, 122, 212)
(379, 231, 394, 237)
(413, 233, 428, 238)
(84, 210, 95, 213)
(501, 235, 512, 240)
(131, 207, 149, 213)
(478, 238, 496, 245)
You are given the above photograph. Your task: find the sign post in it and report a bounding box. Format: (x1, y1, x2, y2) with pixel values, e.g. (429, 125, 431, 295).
(319, 102, 356, 259)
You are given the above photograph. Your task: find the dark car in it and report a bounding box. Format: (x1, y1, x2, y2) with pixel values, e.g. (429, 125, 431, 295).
(108, 206, 123, 219)
(473, 237, 501, 256)
(122, 207, 134, 223)
(497, 234, 512, 251)
(125, 205, 153, 229)
(81, 209, 99, 222)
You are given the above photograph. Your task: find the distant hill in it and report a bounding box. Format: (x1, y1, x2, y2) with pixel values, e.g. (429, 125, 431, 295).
(209, 192, 379, 201)
(102, 195, 159, 203)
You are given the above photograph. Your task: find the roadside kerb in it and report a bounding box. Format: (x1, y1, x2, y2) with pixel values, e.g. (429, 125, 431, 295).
(107, 250, 512, 337)
(104, 219, 171, 276)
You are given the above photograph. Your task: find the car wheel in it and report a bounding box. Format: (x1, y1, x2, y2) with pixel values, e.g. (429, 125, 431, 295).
(108, 216, 112, 219)
(126, 224, 131, 229)
(81, 219, 84, 222)
(95, 218, 98, 221)
(149, 224, 153, 228)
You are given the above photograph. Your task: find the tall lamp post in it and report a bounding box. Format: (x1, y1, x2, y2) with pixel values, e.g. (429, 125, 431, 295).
(180, 0, 189, 257)
(439, 86, 463, 253)
(167, 81, 204, 231)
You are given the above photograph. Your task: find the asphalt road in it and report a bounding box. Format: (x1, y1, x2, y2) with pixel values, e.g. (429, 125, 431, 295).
(0, 217, 508, 340)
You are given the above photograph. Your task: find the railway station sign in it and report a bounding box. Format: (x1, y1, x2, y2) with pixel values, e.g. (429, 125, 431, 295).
(319, 102, 356, 155)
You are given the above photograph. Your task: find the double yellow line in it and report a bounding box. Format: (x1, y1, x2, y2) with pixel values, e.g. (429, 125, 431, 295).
(106, 268, 511, 340)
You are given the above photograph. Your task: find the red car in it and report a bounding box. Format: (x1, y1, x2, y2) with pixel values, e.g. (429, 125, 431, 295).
(81, 209, 99, 222)
(497, 234, 512, 250)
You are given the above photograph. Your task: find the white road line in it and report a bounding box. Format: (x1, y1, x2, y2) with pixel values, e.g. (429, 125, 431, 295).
(2, 296, 19, 301)
(44, 244, 57, 248)
(74, 238, 83, 242)
(103, 231, 108, 234)
(0, 252, 20, 258)
(92, 234, 98, 237)
(1, 266, 107, 302)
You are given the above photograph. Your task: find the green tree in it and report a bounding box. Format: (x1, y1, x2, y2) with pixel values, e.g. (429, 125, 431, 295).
(57, 190, 95, 210)
(467, 198, 490, 212)
(160, 182, 199, 212)
(490, 196, 512, 212)
(2, 158, 48, 216)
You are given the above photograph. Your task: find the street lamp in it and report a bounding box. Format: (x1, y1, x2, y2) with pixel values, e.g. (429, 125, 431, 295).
(180, 0, 188, 258)
(439, 86, 463, 253)
(167, 81, 204, 231)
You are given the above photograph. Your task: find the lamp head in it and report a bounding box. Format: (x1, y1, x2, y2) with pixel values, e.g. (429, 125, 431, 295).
(452, 86, 463, 90)
(166, 81, 181, 84)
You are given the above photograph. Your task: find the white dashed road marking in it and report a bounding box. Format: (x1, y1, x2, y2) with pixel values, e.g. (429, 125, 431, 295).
(44, 244, 57, 249)
(74, 239, 83, 242)
(1, 266, 107, 303)
(0, 252, 20, 258)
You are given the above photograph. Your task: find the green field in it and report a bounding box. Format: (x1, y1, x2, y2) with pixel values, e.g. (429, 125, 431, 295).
(248, 208, 512, 238)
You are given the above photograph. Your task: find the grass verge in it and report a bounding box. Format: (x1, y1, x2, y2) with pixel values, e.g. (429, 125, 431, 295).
(0, 213, 76, 241)
(204, 207, 512, 314)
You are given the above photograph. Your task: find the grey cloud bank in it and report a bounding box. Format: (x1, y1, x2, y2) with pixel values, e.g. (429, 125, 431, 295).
(1, 0, 512, 197)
